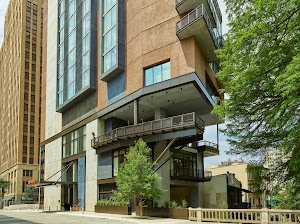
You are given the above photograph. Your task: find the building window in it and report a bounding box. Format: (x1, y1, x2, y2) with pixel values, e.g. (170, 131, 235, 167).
(205, 72, 218, 103)
(144, 61, 170, 86)
(23, 125, 28, 132)
(26, 21, 30, 28)
(62, 126, 86, 158)
(68, 0, 76, 17)
(32, 54, 36, 61)
(59, 13, 65, 30)
(24, 93, 28, 100)
(171, 150, 197, 176)
(24, 103, 28, 111)
(98, 183, 116, 200)
(23, 136, 28, 143)
(102, 0, 117, 73)
(30, 147, 34, 154)
(25, 72, 29, 79)
(30, 137, 34, 144)
(23, 157, 27, 163)
(82, 0, 90, 16)
(23, 147, 27, 154)
(32, 44, 36, 51)
(82, 13, 90, 37)
(82, 69, 89, 88)
(26, 41, 30, 48)
(33, 3, 37, 10)
(24, 114, 28, 121)
(33, 24, 37, 30)
(25, 62, 30, 69)
(30, 126, 34, 133)
(67, 66, 76, 99)
(82, 52, 90, 72)
(29, 158, 34, 164)
(23, 170, 33, 177)
(82, 34, 90, 54)
(68, 48, 76, 68)
(31, 94, 35, 101)
(113, 148, 130, 176)
(26, 1, 31, 8)
(68, 30, 76, 52)
(68, 14, 76, 33)
(59, 0, 65, 16)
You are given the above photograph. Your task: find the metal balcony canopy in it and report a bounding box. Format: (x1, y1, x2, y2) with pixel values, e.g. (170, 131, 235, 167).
(101, 81, 218, 127)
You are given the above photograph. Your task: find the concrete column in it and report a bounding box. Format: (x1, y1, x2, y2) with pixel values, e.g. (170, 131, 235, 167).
(85, 119, 99, 212)
(153, 141, 170, 207)
(134, 100, 139, 125)
(261, 208, 269, 224)
(154, 108, 167, 120)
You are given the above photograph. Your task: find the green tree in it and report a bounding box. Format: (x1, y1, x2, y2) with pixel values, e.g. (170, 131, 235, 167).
(0, 178, 10, 208)
(214, 0, 300, 183)
(112, 139, 164, 217)
(24, 185, 38, 202)
(272, 181, 300, 210)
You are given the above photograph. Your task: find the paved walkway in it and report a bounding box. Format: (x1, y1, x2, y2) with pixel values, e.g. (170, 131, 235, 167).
(0, 210, 225, 224)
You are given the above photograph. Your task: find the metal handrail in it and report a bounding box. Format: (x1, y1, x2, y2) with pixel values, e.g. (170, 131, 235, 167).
(176, 4, 221, 49)
(197, 140, 218, 149)
(170, 167, 212, 179)
(91, 112, 204, 147)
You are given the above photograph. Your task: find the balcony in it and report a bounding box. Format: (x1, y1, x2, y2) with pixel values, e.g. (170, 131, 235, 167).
(176, 4, 222, 62)
(91, 112, 204, 150)
(196, 140, 219, 157)
(170, 167, 212, 182)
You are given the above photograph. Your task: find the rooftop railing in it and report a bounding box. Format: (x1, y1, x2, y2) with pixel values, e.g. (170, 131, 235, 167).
(176, 4, 221, 49)
(91, 112, 204, 149)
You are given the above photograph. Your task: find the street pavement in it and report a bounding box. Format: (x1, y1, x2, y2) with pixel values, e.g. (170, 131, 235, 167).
(0, 210, 197, 224)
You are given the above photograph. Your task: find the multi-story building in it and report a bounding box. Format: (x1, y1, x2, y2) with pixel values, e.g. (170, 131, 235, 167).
(207, 160, 263, 208)
(41, 0, 223, 211)
(0, 0, 43, 204)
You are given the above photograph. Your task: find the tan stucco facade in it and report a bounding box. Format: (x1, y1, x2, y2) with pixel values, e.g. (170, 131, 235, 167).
(0, 0, 43, 201)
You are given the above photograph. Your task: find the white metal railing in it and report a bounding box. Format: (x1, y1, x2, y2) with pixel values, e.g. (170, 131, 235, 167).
(188, 208, 300, 224)
(176, 4, 221, 49)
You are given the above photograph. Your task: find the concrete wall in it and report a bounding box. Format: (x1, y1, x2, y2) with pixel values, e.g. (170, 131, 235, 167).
(203, 175, 227, 208)
(43, 0, 62, 211)
(207, 163, 249, 201)
(85, 120, 98, 212)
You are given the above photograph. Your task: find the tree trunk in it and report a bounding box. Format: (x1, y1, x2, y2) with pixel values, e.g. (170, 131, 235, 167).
(138, 196, 143, 218)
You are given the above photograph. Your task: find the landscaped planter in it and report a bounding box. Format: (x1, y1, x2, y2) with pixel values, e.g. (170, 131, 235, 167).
(170, 208, 188, 219)
(136, 207, 188, 219)
(136, 207, 170, 218)
(95, 205, 131, 215)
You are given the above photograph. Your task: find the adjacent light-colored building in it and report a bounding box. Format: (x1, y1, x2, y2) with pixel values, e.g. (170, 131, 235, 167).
(207, 160, 263, 208)
(41, 0, 223, 211)
(203, 173, 246, 209)
(0, 0, 43, 204)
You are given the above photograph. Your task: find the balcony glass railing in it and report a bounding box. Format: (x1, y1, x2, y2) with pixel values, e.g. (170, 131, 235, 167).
(170, 167, 212, 181)
(176, 4, 222, 49)
(91, 112, 204, 148)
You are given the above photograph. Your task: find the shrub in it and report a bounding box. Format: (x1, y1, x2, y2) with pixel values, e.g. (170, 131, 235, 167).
(96, 199, 129, 207)
(181, 200, 188, 208)
(153, 201, 158, 208)
(170, 201, 178, 208)
(163, 201, 169, 208)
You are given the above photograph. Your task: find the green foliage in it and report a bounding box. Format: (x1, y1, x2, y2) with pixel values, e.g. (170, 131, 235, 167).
(24, 185, 38, 201)
(272, 181, 300, 210)
(163, 201, 169, 208)
(112, 139, 164, 210)
(170, 201, 178, 208)
(153, 201, 159, 208)
(214, 0, 300, 184)
(181, 200, 188, 208)
(0, 178, 10, 192)
(220, 201, 228, 209)
(96, 199, 129, 207)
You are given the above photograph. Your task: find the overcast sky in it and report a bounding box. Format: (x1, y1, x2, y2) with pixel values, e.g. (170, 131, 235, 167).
(0, 0, 236, 166)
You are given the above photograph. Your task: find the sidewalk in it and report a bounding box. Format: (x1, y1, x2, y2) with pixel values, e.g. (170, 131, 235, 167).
(56, 211, 222, 224)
